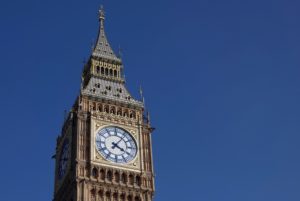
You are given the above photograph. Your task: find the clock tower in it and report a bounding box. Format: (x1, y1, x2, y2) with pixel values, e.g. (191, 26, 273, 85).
(53, 7, 155, 201)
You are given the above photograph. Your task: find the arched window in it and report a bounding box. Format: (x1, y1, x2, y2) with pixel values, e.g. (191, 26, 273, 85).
(104, 105, 109, 113)
(133, 111, 136, 119)
(101, 67, 104, 74)
(110, 107, 116, 115)
(105, 68, 108, 76)
(92, 167, 98, 179)
(129, 174, 134, 185)
(136, 175, 141, 186)
(127, 195, 133, 201)
(130, 111, 135, 119)
(96, 66, 100, 74)
(106, 192, 111, 200)
(114, 70, 117, 77)
(121, 173, 127, 184)
(135, 196, 141, 201)
(90, 189, 96, 201)
(98, 190, 104, 200)
(107, 170, 112, 181)
(113, 193, 118, 201)
(120, 194, 125, 201)
(109, 69, 113, 76)
(117, 108, 122, 116)
(100, 169, 105, 180)
(114, 171, 120, 183)
(123, 110, 128, 117)
(98, 104, 103, 112)
(91, 189, 96, 195)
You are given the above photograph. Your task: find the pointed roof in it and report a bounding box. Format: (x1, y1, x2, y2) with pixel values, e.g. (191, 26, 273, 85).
(92, 6, 121, 62)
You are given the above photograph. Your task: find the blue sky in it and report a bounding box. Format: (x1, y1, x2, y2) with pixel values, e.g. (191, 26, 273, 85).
(0, 0, 300, 200)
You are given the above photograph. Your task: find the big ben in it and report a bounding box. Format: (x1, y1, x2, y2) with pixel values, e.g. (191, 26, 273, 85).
(53, 7, 155, 201)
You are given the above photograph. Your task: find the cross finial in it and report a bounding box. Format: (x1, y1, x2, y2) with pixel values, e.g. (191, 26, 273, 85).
(99, 5, 105, 22)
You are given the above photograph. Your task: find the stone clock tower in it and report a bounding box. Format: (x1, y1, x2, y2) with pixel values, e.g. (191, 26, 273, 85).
(53, 7, 155, 201)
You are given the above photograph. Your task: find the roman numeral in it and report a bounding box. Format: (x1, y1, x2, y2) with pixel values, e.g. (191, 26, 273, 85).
(99, 147, 106, 151)
(122, 155, 127, 162)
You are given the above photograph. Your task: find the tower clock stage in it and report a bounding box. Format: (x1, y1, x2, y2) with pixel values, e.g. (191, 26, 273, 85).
(53, 6, 155, 201)
(95, 126, 138, 164)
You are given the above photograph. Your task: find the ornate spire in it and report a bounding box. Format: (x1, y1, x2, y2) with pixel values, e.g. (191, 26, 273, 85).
(92, 6, 121, 62)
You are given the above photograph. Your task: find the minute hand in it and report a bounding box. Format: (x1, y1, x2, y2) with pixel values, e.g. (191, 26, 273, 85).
(116, 135, 126, 145)
(112, 142, 125, 152)
(112, 135, 126, 149)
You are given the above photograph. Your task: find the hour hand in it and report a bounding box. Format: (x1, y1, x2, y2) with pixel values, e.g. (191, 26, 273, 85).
(111, 142, 117, 149)
(112, 142, 124, 152)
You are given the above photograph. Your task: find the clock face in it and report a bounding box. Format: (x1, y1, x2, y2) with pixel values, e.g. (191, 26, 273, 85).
(58, 139, 70, 179)
(95, 126, 137, 164)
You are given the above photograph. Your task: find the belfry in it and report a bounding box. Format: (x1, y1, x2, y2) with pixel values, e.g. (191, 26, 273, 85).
(53, 7, 155, 201)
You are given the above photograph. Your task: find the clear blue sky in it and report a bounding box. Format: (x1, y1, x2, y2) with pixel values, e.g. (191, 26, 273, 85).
(0, 0, 299, 200)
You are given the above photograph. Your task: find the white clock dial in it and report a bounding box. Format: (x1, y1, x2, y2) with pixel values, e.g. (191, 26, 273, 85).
(95, 126, 137, 164)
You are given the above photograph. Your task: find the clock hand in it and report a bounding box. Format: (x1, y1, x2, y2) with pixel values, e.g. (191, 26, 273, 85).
(111, 142, 124, 152)
(117, 145, 125, 152)
(112, 135, 126, 149)
(111, 142, 117, 149)
(112, 142, 124, 151)
(116, 135, 126, 144)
